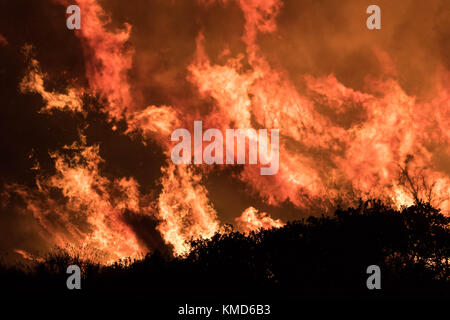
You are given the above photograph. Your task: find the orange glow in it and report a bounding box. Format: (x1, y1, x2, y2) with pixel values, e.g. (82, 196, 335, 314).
(19, 49, 83, 113)
(75, 0, 134, 120)
(8, 0, 449, 264)
(187, 0, 450, 214)
(157, 163, 219, 256)
(0, 34, 8, 46)
(14, 249, 44, 263)
(235, 207, 284, 234)
(7, 139, 146, 264)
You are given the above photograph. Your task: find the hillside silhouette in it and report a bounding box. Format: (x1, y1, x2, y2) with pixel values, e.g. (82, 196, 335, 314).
(1, 200, 448, 299)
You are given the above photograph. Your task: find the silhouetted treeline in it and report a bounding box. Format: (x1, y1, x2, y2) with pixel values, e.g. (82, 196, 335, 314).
(1, 200, 449, 299)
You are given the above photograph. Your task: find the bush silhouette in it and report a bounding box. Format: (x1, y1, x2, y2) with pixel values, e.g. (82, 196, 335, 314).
(0, 200, 448, 299)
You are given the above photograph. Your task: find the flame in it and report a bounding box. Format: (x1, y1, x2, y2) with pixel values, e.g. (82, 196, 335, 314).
(47, 143, 143, 260)
(6, 139, 146, 264)
(157, 163, 219, 256)
(14, 249, 44, 263)
(187, 0, 450, 214)
(126, 105, 181, 145)
(8, 0, 450, 264)
(235, 207, 284, 234)
(72, 0, 134, 120)
(68, 0, 221, 258)
(19, 47, 83, 113)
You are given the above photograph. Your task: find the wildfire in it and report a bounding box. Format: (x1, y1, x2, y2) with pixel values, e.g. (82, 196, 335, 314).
(157, 163, 219, 256)
(72, 0, 134, 120)
(5, 139, 146, 264)
(4, 0, 449, 264)
(14, 249, 45, 263)
(235, 207, 284, 234)
(19, 48, 83, 113)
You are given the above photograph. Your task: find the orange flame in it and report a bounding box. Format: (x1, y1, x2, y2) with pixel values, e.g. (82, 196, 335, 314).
(10, 0, 449, 265)
(157, 163, 219, 256)
(6, 139, 146, 264)
(19, 47, 83, 113)
(74, 0, 134, 120)
(187, 0, 450, 214)
(235, 207, 284, 234)
(14, 249, 44, 263)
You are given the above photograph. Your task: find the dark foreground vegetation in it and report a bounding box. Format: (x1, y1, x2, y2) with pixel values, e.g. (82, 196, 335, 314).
(1, 200, 449, 299)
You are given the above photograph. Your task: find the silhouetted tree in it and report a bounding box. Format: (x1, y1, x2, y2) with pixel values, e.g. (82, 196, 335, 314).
(0, 200, 448, 299)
